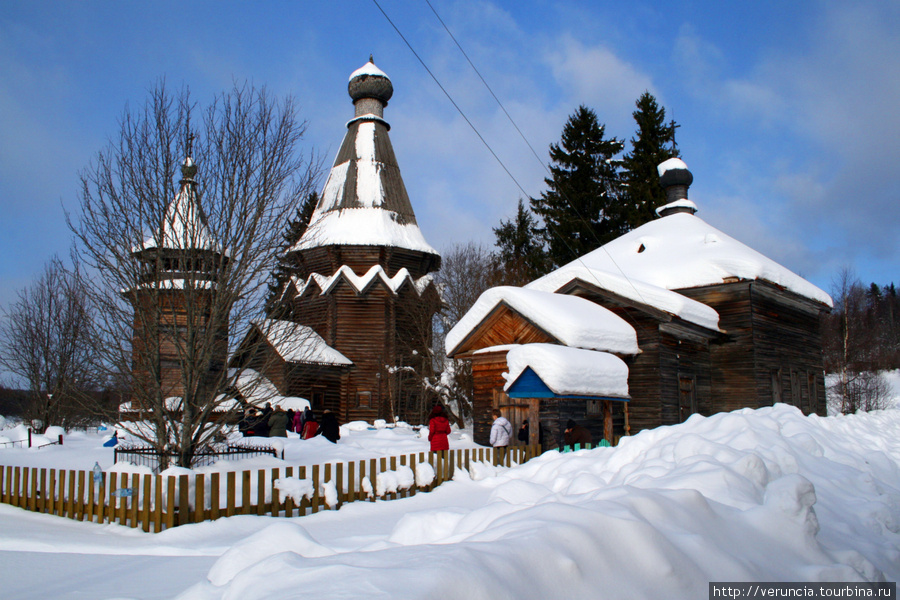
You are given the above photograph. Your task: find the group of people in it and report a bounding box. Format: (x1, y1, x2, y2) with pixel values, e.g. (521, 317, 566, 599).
(238, 404, 341, 443)
(239, 401, 598, 452)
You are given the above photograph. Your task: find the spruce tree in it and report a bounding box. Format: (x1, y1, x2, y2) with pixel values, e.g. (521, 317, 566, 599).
(530, 105, 625, 267)
(264, 191, 319, 316)
(492, 199, 550, 285)
(620, 92, 679, 229)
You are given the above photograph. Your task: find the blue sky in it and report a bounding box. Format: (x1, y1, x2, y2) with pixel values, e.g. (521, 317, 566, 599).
(1, 0, 898, 310)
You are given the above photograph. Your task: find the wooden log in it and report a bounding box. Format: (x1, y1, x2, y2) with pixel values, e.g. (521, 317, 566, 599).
(153, 475, 163, 533)
(242, 471, 251, 515)
(194, 474, 205, 524)
(335, 462, 344, 509)
(257, 470, 266, 516)
(347, 461, 356, 503)
(178, 475, 189, 526)
(324, 463, 333, 509)
(37, 468, 47, 513)
(311, 464, 321, 513)
(14, 466, 22, 508)
(165, 476, 176, 530)
(76, 470, 85, 521)
(48, 469, 56, 515)
(226, 472, 236, 517)
(271, 468, 280, 518)
(298, 466, 308, 515)
(67, 470, 76, 520)
(28, 468, 37, 512)
(86, 469, 95, 523)
(142, 474, 152, 533)
(210, 473, 220, 521)
(283, 467, 293, 518)
(117, 473, 127, 525)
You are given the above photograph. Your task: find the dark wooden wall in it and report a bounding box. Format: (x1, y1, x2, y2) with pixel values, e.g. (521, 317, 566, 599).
(679, 281, 828, 417)
(470, 351, 509, 446)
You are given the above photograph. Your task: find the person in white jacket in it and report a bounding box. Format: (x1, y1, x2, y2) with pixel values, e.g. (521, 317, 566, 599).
(490, 409, 512, 465)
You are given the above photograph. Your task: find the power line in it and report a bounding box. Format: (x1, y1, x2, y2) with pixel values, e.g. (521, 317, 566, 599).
(370, 0, 531, 201)
(372, 0, 655, 324)
(420, 1, 654, 315)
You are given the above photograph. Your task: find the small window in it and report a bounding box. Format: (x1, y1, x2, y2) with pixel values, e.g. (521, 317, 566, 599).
(586, 400, 602, 415)
(357, 391, 372, 408)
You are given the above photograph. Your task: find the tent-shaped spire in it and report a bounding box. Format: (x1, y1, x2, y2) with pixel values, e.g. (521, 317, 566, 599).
(139, 157, 220, 254)
(291, 59, 438, 257)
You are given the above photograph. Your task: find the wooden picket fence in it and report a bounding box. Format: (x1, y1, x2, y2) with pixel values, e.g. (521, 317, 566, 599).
(0, 444, 543, 533)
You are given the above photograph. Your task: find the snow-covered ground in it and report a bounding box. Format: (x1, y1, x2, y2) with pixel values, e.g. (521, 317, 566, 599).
(0, 404, 898, 600)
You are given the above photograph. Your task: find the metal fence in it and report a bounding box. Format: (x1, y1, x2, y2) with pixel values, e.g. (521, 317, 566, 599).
(114, 444, 279, 473)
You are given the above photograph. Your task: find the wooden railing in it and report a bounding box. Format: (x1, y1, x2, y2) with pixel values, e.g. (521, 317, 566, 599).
(0, 444, 544, 532)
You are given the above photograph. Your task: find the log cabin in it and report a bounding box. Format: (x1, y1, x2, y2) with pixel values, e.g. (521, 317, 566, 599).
(447, 158, 833, 448)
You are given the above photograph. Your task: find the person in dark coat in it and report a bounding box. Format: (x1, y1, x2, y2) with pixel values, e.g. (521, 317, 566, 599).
(517, 419, 529, 445)
(286, 409, 295, 433)
(268, 407, 289, 437)
(563, 419, 592, 448)
(238, 409, 252, 437)
(427, 404, 452, 452)
(252, 408, 270, 437)
(317, 410, 341, 443)
(301, 411, 318, 439)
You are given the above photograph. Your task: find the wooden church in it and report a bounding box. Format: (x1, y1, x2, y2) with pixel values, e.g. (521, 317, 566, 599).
(447, 159, 833, 448)
(232, 59, 442, 424)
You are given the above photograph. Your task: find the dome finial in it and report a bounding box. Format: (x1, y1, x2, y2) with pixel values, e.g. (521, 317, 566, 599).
(369, 53, 374, 63)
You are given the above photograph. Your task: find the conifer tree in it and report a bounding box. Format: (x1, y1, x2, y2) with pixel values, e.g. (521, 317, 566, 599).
(264, 191, 318, 316)
(492, 199, 550, 285)
(530, 105, 625, 267)
(620, 92, 679, 229)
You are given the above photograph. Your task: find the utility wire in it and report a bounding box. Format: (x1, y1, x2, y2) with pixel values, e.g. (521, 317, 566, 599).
(424, 0, 547, 176)
(373, 0, 656, 327)
(421, 1, 655, 315)
(371, 0, 531, 201)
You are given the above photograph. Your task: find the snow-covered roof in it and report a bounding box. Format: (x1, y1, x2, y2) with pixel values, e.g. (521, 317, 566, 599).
(445, 286, 639, 357)
(290, 265, 434, 298)
(504, 343, 630, 399)
(291, 97, 438, 257)
(529, 211, 833, 307)
(526, 264, 720, 331)
(256, 319, 352, 366)
(349, 60, 389, 82)
(137, 159, 223, 255)
(657, 157, 689, 176)
(293, 207, 438, 255)
(228, 368, 310, 411)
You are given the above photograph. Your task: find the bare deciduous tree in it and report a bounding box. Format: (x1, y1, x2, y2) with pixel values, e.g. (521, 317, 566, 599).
(68, 81, 320, 467)
(824, 267, 892, 414)
(431, 242, 502, 425)
(0, 257, 102, 430)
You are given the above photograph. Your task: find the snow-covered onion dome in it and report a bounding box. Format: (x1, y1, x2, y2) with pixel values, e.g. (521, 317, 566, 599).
(348, 55, 393, 119)
(656, 158, 697, 217)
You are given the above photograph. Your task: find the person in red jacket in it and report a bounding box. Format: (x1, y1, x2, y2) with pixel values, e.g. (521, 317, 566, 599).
(427, 404, 452, 452)
(301, 411, 318, 439)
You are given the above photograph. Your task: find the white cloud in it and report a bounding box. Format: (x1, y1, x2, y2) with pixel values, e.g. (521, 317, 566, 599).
(546, 35, 655, 124)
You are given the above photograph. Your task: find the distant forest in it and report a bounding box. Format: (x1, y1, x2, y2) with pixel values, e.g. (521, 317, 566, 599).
(822, 276, 900, 373)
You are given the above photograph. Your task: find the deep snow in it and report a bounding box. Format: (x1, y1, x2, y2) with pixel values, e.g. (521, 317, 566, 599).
(0, 404, 898, 599)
